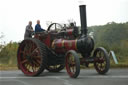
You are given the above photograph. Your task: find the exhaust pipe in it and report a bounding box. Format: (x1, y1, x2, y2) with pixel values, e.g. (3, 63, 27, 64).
(79, 5, 87, 36)
(77, 5, 94, 57)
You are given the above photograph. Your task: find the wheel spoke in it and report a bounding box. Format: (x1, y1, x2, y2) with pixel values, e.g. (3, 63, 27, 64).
(33, 59, 40, 67)
(25, 63, 30, 72)
(35, 55, 41, 59)
(21, 59, 28, 64)
(69, 54, 76, 73)
(34, 64, 37, 72)
(72, 66, 75, 73)
(31, 63, 36, 72)
(32, 65, 35, 72)
(27, 64, 31, 70)
(100, 63, 103, 69)
(30, 47, 39, 56)
(36, 59, 41, 65)
(32, 56, 41, 64)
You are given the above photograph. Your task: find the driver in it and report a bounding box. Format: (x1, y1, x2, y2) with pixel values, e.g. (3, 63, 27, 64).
(35, 20, 45, 33)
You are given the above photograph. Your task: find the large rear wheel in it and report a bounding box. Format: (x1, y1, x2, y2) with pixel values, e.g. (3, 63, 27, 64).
(65, 50, 80, 78)
(93, 47, 110, 74)
(17, 38, 47, 76)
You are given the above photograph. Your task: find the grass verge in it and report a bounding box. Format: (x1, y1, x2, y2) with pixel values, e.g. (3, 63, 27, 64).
(0, 64, 18, 71)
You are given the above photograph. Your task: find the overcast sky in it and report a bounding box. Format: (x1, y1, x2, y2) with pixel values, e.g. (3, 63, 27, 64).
(0, 0, 128, 43)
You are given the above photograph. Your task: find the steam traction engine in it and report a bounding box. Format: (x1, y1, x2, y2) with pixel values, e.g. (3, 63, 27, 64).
(17, 5, 110, 78)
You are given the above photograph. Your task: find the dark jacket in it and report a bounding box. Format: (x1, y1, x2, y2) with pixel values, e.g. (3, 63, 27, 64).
(35, 24, 45, 32)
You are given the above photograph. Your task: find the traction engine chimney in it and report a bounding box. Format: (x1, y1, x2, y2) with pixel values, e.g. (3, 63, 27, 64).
(79, 5, 87, 36)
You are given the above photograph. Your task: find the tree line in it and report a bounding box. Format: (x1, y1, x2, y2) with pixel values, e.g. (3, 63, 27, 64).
(0, 41, 19, 65)
(88, 22, 128, 62)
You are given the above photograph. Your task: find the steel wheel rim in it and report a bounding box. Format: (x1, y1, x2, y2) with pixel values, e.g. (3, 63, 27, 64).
(66, 53, 76, 77)
(95, 51, 107, 72)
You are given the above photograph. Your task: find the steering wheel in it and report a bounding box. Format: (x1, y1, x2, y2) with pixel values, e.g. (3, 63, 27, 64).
(47, 23, 64, 32)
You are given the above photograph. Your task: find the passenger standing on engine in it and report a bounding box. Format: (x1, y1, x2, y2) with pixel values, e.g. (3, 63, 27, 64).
(35, 20, 45, 33)
(24, 21, 34, 39)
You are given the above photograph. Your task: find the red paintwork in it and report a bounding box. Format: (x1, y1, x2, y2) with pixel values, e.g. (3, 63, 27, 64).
(64, 40, 76, 50)
(43, 34, 51, 47)
(67, 29, 73, 36)
(34, 33, 51, 47)
(52, 39, 77, 53)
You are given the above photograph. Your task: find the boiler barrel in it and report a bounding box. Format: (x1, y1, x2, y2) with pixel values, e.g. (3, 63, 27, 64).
(51, 37, 94, 54)
(51, 39, 77, 53)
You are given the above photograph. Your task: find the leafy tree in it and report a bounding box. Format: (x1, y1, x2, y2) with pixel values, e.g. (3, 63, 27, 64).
(0, 41, 19, 65)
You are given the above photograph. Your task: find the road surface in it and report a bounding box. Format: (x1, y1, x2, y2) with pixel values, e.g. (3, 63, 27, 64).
(0, 68, 128, 85)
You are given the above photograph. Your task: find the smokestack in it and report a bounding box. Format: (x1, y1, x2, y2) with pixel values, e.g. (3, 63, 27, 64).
(79, 5, 87, 36)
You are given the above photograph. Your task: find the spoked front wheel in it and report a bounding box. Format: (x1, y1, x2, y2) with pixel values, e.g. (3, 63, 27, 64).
(65, 50, 80, 78)
(93, 47, 110, 74)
